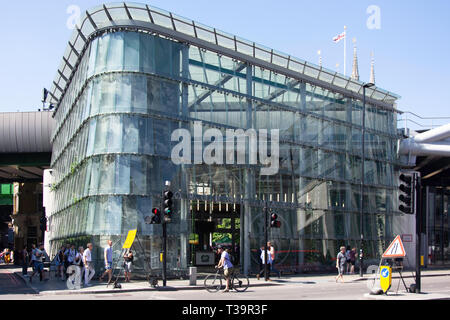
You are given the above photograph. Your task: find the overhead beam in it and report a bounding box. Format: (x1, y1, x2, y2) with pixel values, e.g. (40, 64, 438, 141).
(189, 62, 246, 109)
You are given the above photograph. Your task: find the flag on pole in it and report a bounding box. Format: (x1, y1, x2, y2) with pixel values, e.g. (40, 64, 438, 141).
(333, 31, 346, 43)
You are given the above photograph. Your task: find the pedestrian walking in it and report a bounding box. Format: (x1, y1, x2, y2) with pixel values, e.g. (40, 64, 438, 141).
(256, 245, 265, 280)
(257, 245, 272, 281)
(63, 243, 71, 271)
(335, 246, 346, 283)
(29, 244, 36, 272)
(267, 241, 281, 278)
(345, 246, 351, 274)
(30, 243, 48, 283)
(349, 247, 357, 274)
(83, 243, 95, 286)
(99, 240, 113, 283)
(22, 246, 29, 276)
(74, 246, 84, 280)
(216, 245, 234, 292)
(123, 249, 133, 282)
(67, 244, 77, 266)
(55, 245, 66, 280)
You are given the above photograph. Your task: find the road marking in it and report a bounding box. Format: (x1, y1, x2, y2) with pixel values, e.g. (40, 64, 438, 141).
(149, 296, 176, 300)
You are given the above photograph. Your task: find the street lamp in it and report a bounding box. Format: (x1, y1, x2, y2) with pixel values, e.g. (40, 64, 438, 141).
(360, 82, 374, 277)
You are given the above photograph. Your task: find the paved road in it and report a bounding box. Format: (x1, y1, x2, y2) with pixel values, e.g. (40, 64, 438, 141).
(2, 263, 450, 300)
(2, 269, 450, 300)
(0, 265, 37, 296)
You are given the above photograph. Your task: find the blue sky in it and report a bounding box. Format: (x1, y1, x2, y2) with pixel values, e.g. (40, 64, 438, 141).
(0, 0, 449, 129)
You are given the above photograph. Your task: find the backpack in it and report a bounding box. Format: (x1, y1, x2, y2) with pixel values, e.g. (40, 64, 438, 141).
(345, 250, 351, 260)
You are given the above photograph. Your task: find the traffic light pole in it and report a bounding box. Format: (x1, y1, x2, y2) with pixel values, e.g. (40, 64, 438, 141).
(162, 220, 167, 287)
(359, 85, 367, 278)
(415, 173, 421, 293)
(161, 181, 172, 288)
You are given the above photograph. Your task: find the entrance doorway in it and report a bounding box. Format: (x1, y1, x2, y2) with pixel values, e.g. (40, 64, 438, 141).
(190, 201, 240, 268)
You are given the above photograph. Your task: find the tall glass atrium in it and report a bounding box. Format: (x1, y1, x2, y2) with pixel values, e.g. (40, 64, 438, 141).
(47, 2, 401, 275)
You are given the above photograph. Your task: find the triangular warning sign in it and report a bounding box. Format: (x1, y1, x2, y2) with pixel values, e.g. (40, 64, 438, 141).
(382, 235, 406, 258)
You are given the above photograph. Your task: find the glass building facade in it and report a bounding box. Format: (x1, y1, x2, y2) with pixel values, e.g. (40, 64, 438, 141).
(47, 3, 402, 275)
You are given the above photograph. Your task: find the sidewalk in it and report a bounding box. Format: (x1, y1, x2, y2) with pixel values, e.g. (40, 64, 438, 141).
(13, 267, 450, 297)
(14, 269, 279, 295)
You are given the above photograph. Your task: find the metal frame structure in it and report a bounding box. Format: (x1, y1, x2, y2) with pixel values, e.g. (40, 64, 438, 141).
(48, 2, 400, 112)
(45, 2, 405, 276)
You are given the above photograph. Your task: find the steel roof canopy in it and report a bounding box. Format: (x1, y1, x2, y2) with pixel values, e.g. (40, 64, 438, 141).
(48, 2, 401, 113)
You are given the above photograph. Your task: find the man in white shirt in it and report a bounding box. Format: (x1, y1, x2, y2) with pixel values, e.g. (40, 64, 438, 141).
(257, 245, 272, 281)
(83, 243, 95, 286)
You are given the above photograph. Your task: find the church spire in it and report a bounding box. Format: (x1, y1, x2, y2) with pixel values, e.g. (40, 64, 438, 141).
(351, 38, 359, 81)
(370, 51, 375, 84)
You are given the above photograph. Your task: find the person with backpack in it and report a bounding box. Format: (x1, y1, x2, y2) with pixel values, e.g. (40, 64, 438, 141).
(66, 244, 77, 266)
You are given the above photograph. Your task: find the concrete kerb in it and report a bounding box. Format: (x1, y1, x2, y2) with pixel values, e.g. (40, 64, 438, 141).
(363, 292, 450, 300)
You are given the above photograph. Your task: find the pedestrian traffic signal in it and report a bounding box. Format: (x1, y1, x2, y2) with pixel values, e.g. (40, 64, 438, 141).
(270, 212, 281, 228)
(163, 190, 174, 222)
(150, 208, 161, 224)
(399, 172, 414, 214)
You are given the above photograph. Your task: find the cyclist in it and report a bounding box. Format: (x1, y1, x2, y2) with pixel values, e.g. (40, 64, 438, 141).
(216, 245, 233, 293)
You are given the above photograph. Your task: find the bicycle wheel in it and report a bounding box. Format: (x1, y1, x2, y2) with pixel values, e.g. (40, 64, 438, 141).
(204, 274, 223, 293)
(232, 272, 249, 292)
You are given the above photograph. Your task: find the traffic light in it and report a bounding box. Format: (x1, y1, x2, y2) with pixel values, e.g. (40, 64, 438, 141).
(163, 190, 174, 222)
(150, 208, 161, 224)
(398, 172, 414, 214)
(270, 212, 281, 228)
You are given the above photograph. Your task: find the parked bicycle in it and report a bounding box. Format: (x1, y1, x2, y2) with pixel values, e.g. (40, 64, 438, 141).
(204, 267, 249, 293)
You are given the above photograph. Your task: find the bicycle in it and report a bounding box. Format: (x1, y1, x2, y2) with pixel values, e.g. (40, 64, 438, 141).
(204, 267, 249, 293)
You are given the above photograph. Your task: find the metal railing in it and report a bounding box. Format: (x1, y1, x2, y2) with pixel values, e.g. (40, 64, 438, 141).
(397, 111, 450, 132)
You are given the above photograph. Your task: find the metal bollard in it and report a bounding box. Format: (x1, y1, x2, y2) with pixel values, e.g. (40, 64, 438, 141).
(189, 267, 197, 285)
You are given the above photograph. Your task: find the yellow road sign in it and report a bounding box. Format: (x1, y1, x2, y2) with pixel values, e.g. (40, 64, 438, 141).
(380, 266, 392, 293)
(122, 229, 137, 249)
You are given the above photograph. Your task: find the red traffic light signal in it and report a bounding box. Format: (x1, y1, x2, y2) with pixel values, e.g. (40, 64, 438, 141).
(270, 212, 281, 228)
(151, 208, 161, 224)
